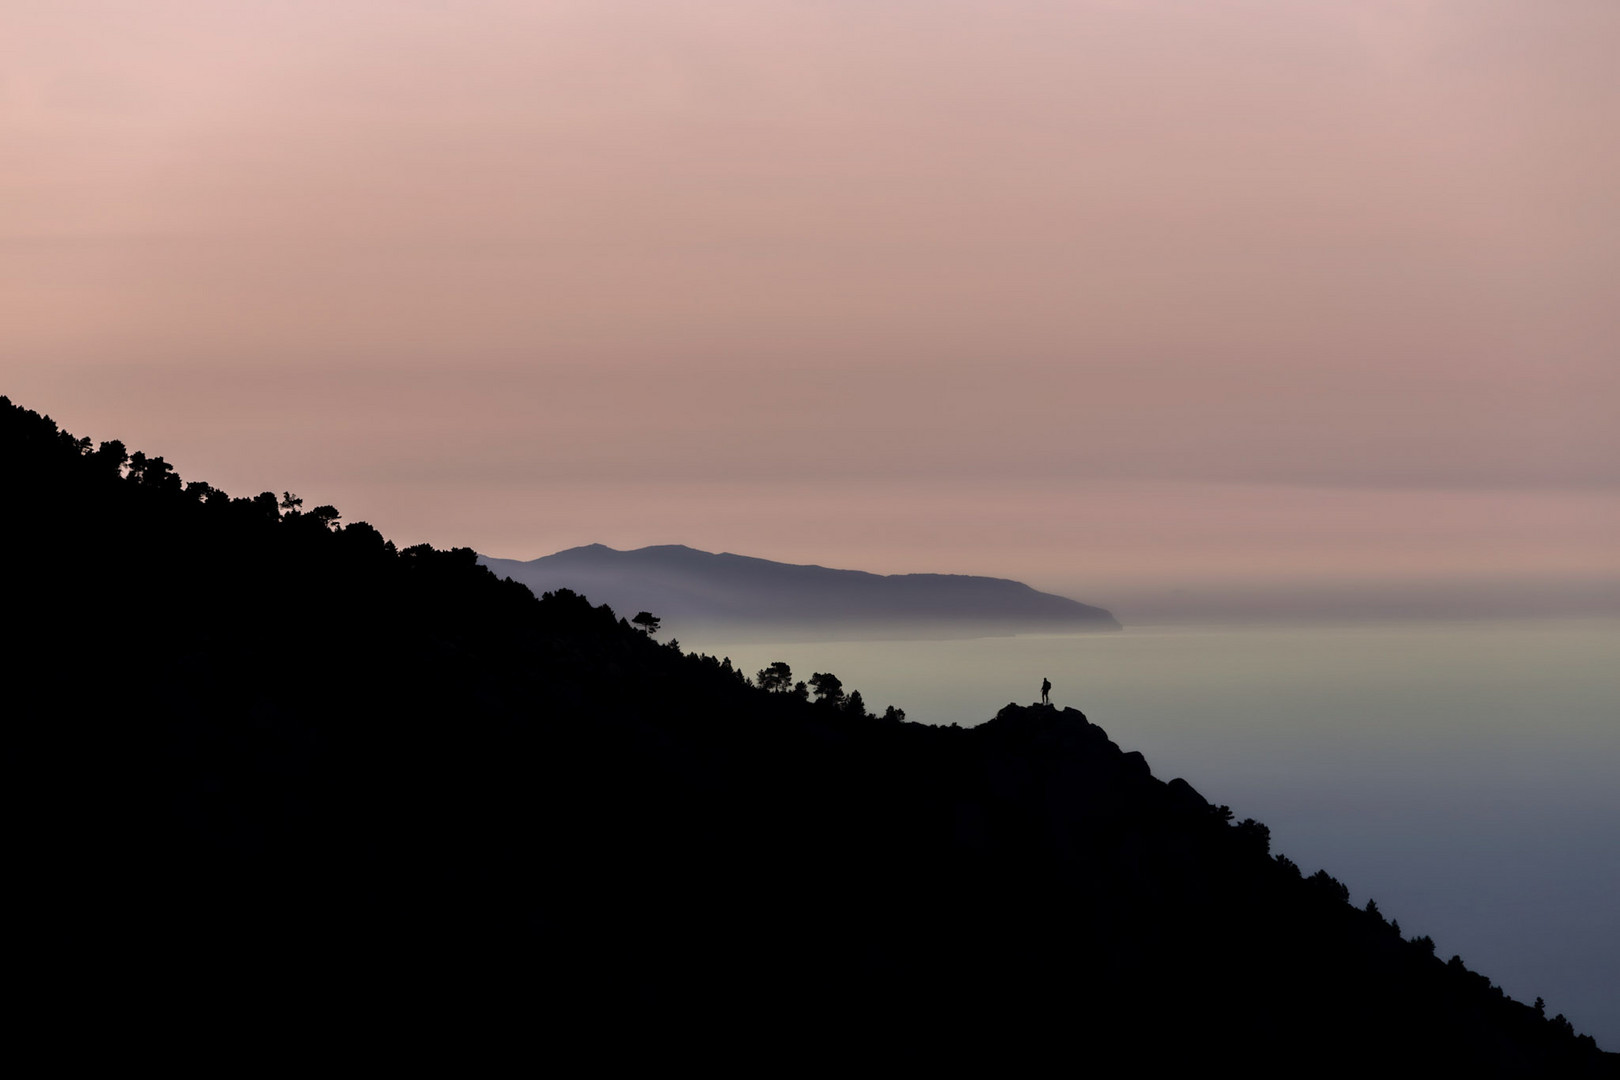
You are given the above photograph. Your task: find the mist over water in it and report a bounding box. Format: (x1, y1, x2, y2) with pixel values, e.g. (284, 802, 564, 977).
(684, 616, 1620, 1048)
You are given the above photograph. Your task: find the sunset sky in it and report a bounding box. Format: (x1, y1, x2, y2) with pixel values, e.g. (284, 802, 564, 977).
(5, 1, 1616, 617)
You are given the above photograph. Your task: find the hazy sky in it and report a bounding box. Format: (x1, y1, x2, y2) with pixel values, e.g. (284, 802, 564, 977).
(5, 1, 1616, 614)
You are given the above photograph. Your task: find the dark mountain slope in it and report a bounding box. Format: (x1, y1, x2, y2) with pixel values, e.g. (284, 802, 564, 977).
(4, 396, 1611, 1072)
(480, 543, 1121, 632)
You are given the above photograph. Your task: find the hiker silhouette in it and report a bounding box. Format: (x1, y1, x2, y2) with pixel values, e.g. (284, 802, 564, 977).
(1041, 677, 1051, 705)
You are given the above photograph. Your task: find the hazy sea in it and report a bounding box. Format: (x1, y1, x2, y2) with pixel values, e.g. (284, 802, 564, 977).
(684, 617, 1620, 1048)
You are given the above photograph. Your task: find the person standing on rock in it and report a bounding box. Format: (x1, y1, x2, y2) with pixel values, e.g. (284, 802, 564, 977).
(1041, 677, 1051, 706)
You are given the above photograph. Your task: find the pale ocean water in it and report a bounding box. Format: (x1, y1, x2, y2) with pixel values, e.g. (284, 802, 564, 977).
(683, 617, 1620, 1048)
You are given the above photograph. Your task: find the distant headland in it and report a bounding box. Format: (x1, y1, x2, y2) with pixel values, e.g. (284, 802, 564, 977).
(478, 543, 1122, 634)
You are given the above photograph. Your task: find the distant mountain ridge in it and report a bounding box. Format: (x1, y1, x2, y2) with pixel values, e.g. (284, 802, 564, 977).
(479, 543, 1121, 631)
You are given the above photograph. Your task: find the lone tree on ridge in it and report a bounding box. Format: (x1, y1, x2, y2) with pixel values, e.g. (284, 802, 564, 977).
(756, 661, 793, 692)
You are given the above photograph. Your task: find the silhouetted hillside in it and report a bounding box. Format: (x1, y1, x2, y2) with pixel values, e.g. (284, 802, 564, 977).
(480, 543, 1121, 633)
(4, 395, 1612, 1072)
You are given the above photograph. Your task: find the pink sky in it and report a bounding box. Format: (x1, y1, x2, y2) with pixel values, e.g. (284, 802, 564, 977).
(4, 1, 1616, 615)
